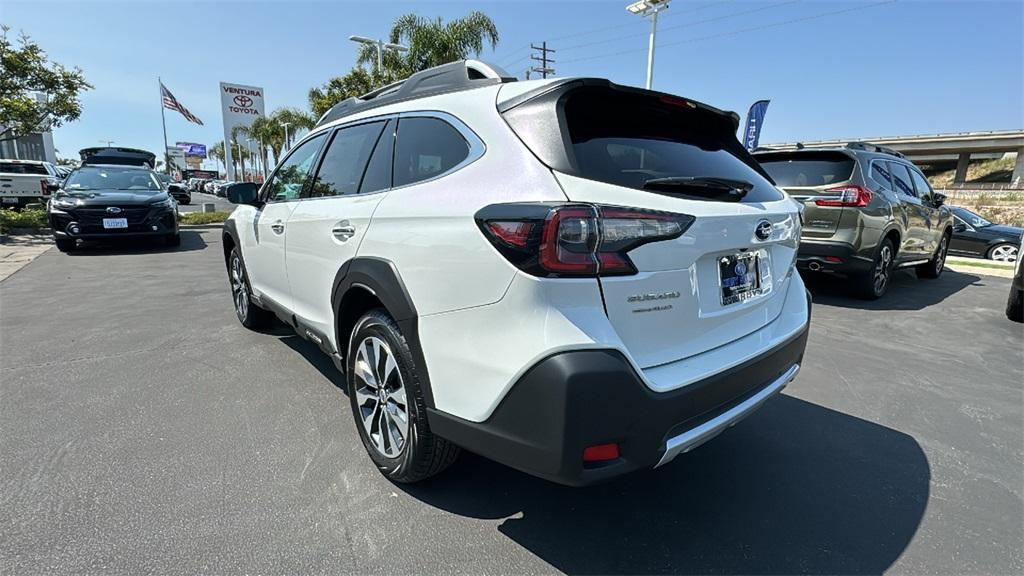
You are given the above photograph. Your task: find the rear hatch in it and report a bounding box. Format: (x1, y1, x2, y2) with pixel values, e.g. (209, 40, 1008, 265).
(754, 150, 856, 238)
(499, 81, 801, 369)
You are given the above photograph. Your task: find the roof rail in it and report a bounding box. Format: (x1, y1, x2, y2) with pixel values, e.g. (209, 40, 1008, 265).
(314, 60, 517, 128)
(845, 141, 905, 158)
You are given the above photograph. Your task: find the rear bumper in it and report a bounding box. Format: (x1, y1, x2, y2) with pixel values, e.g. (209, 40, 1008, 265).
(429, 292, 811, 486)
(797, 239, 873, 274)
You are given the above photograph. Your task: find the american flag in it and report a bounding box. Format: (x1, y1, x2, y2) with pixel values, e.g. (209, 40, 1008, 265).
(160, 82, 203, 125)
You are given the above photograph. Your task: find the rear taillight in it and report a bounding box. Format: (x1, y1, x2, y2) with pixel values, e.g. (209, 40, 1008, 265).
(477, 203, 694, 277)
(815, 185, 872, 207)
(40, 179, 51, 197)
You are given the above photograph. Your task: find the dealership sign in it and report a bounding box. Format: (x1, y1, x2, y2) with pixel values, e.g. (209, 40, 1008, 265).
(176, 141, 207, 158)
(219, 82, 265, 180)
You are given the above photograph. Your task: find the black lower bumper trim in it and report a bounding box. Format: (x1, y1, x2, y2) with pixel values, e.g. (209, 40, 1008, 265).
(429, 302, 811, 486)
(798, 240, 872, 274)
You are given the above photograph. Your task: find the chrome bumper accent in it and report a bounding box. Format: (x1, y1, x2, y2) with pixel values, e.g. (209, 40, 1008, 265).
(655, 363, 800, 467)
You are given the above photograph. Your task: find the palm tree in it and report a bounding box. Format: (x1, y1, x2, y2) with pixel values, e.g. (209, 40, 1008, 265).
(209, 141, 226, 176)
(356, 11, 499, 76)
(271, 107, 315, 150)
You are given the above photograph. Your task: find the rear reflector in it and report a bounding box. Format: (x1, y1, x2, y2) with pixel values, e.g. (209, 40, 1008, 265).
(825, 256, 842, 263)
(583, 443, 620, 462)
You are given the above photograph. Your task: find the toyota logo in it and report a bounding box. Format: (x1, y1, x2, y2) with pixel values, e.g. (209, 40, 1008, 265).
(233, 95, 253, 108)
(754, 220, 773, 241)
(106, 207, 122, 214)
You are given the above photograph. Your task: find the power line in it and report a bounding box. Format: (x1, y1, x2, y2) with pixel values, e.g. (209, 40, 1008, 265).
(560, 0, 898, 65)
(559, 0, 802, 53)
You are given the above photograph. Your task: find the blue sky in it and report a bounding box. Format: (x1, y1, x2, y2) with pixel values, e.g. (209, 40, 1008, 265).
(5, 0, 1022, 165)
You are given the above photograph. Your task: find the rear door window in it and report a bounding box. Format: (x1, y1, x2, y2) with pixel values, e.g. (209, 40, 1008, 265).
(890, 163, 917, 198)
(307, 121, 386, 198)
(756, 152, 855, 187)
(360, 119, 396, 194)
(563, 87, 781, 203)
(0, 162, 48, 175)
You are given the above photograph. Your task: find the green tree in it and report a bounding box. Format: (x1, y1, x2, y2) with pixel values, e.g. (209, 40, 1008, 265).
(356, 11, 499, 74)
(308, 11, 499, 118)
(308, 67, 376, 119)
(0, 26, 92, 142)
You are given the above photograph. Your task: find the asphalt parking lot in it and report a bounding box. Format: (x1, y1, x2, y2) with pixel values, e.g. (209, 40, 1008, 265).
(177, 191, 234, 213)
(1, 229, 1021, 574)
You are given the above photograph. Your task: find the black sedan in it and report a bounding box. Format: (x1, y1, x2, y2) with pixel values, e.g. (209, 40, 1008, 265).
(48, 165, 180, 252)
(948, 207, 1022, 262)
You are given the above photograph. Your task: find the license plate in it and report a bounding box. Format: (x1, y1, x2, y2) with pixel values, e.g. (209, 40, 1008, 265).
(102, 218, 128, 229)
(719, 252, 762, 305)
(2, 197, 18, 204)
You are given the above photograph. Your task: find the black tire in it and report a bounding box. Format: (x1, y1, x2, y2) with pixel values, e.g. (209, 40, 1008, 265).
(54, 238, 77, 252)
(165, 233, 181, 247)
(227, 247, 273, 329)
(855, 237, 895, 300)
(916, 232, 949, 279)
(1007, 289, 1023, 323)
(346, 308, 459, 483)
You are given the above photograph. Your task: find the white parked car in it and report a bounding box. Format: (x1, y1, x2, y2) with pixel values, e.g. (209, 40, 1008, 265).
(222, 60, 810, 486)
(0, 159, 60, 208)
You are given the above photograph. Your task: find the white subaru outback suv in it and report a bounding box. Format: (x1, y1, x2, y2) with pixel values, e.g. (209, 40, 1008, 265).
(222, 60, 810, 486)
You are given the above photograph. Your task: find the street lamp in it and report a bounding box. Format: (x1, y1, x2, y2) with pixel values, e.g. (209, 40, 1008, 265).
(626, 0, 670, 90)
(281, 122, 292, 152)
(349, 35, 409, 74)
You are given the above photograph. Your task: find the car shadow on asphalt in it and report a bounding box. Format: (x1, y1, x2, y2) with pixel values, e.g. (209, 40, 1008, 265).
(803, 268, 983, 311)
(398, 395, 930, 575)
(66, 230, 208, 255)
(277, 331, 348, 393)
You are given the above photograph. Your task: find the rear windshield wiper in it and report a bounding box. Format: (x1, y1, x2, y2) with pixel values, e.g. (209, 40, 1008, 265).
(643, 176, 754, 201)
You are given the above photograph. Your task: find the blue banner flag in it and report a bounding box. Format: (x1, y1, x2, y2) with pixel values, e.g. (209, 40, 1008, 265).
(742, 100, 771, 151)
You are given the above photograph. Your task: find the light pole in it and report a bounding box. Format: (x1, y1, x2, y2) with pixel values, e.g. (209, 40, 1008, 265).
(246, 138, 256, 182)
(626, 0, 670, 90)
(349, 35, 408, 76)
(281, 122, 292, 152)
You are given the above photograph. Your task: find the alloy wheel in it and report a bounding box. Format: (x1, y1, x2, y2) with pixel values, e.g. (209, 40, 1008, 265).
(874, 244, 893, 294)
(230, 254, 249, 320)
(990, 244, 1018, 262)
(935, 236, 948, 274)
(353, 336, 409, 458)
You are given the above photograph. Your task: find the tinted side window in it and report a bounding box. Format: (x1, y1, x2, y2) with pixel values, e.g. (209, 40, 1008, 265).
(890, 163, 916, 198)
(393, 117, 469, 187)
(360, 119, 395, 194)
(909, 168, 933, 202)
(308, 122, 385, 198)
(869, 161, 894, 192)
(263, 132, 327, 202)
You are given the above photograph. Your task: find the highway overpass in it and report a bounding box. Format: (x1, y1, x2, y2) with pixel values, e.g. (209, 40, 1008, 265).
(764, 130, 1024, 188)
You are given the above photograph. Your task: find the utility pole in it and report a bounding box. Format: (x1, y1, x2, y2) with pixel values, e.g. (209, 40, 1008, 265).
(530, 42, 555, 79)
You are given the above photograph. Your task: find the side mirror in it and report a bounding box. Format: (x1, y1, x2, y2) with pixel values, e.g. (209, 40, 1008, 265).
(933, 192, 946, 207)
(226, 182, 260, 205)
(45, 181, 60, 193)
(953, 222, 967, 233)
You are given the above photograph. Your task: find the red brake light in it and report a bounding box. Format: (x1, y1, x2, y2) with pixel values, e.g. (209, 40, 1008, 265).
(477, 203, 693, 278)
(486, 221, 535, 248)
(816, 185, 872, 207)
(40, 179, 51, 197)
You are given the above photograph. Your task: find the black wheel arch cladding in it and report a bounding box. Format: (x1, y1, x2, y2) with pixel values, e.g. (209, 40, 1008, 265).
(333, 257, 436, 408)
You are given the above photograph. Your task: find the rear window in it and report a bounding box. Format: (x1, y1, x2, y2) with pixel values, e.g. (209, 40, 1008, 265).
(756, 152, 855, 187)
(563, 87, 782, 203)
(0, 162, 48, 175)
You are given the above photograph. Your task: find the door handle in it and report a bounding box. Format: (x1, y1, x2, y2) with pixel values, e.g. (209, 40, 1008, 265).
(270, 220, 285, 235)
(332, 222, 356, 241)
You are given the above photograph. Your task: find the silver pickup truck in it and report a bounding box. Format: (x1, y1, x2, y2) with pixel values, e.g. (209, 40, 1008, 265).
(0, 160, 60, 208)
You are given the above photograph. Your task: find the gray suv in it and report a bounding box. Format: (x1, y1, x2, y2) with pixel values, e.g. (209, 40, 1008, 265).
(754, 143, 952, 299)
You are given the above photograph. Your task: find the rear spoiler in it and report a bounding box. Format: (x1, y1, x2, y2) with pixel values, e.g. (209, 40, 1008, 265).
(79, 147, 157, 168)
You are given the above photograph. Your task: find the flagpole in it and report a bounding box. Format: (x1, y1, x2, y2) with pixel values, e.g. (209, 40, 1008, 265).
(158, 77, 170, 175)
